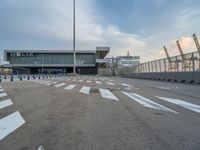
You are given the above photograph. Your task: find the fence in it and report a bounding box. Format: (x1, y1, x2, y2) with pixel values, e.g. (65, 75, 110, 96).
(136, 51, 200, 73)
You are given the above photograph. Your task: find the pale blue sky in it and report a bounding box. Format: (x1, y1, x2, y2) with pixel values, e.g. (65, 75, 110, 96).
(0, 0, 200, 62)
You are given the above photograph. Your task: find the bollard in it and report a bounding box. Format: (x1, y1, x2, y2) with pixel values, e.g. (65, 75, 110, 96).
(39, 76, 40, 79)
(11, 77, 13, 82)
(27, 76, 30, 80)
(0, 78, 1, 83)
(20, 76, 22, 81)
(4, 76, 6, 79)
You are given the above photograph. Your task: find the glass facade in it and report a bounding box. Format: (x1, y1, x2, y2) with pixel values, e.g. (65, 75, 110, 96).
(7, 53, 96, 66)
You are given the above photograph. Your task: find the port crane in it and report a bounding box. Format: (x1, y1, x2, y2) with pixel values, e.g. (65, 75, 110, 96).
(193, 34, 200, 70)
(176, 40, 192, 71)
(163, 46, 177, 71)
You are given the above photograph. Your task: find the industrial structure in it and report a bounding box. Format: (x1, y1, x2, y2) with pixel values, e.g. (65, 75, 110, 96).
(4, 47, 110, 74)
(163, 46, 177, 71)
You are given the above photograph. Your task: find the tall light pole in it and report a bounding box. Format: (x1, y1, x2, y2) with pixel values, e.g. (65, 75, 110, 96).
(73, 0, 76, 75)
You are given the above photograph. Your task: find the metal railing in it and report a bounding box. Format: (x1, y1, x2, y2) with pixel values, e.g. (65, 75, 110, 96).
(136, 51, 200, 73)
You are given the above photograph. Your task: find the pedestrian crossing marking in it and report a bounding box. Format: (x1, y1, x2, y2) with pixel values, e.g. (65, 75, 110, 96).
(0, 111, 25, 141)
(79, 86, 90, 94)
(64, 84, 76, 90)
(0, 99, 13, 110)
(0, 93, 8, 98)
(96, 81, 102, 84)
(99, 89, 119, 101)
(106, 82, 115, 85)
(54, 83, 66, 88)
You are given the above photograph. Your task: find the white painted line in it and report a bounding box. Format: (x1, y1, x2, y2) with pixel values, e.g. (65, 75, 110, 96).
(121, 83, 131, 87)
(0, 93, 8, 98)
(86, 80, 91, 83)
(40, 81, 51, 84)
(38, 145, 45, 150)
(52, 82, 58, 85)
(96, 81, 102, 84)
(157, 96, 200, 113)
(45, 83, 52, 86)
(64, 84, 76, 90)
(0, 89, 4, 92)
(0, 111, 25, 141)
(122, 92, 177, 113)
(99, 89, 119, 101)
(106, 82, 115, 85)
(54, 83, 66, 88)
(79, 86, 90, 94)
(72, 79, 76, 82)
(0, 99, 13, 110)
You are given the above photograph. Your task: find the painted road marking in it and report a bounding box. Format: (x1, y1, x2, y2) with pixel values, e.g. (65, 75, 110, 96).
(79, 80, 83, 82)
(64, 84, 76, 90)
(0, 89, 4, 92)
(40, 81, 50, 84)
(86, 80, 91, 83)
(106, 82, 115, 85)
(122, 92, 177, 113)
(99, 89, 119, 101)
(45, 83, 52, 86)
(54, 83, 66, 88)
(121, 83, 131, 87)
(0, 111, 25, 141)
(79, 86, 90, 94)
(38, 145, 45, 150)
(0, 99, 13, 110)
(157, 96, 200, 113)
(0, 93, 8, 98)
(96, 81, 102, 84)
(157, 86, 186, 90)
(52, 82, 58, 85)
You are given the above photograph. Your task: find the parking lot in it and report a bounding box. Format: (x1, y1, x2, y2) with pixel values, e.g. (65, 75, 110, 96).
(0, 75, 200, 150)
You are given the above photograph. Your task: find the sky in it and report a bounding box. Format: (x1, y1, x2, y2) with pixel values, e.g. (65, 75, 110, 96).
(0, 0, 200, 63)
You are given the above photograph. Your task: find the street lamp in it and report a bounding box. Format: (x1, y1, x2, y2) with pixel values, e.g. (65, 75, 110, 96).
(73, 0, 76, 75)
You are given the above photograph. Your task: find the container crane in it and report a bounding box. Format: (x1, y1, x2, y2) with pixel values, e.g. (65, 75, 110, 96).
(193, 34, 200, 70)
(163, 46, 177, 71)
(176, 40, 192, 71)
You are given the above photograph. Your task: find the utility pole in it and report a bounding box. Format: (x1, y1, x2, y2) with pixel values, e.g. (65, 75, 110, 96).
(73, 0, 76, 75)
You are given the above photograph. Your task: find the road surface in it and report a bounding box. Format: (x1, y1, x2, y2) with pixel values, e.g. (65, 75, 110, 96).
(0, 76, 200, 150)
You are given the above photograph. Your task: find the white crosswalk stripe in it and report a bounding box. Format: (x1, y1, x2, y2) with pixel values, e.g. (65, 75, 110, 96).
(0, 93, 8, 98)
(99, 89, 119, 101)
(86, 80, 91, 83)
(96, 81, 102, 84)
(0, 99, 13, 110)
(0, 89, 4, 92)
(45, 83, 52, 85)
(0, 111, 25, 141)
(122, 92, 177, 113)
(54, 83, 66, 88)
(157, 96, 200, 113)
(52, 82, 58, 85)
(106, 82, 115, 85)
(64, 84, 76, 90)
(79, 86, 90, 94)
(121, 83, 131, 87)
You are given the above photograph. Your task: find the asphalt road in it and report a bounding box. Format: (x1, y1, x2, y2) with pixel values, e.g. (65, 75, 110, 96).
(0, 76, 200, 150)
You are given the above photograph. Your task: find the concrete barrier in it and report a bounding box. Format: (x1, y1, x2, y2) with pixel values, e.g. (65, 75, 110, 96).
(124, 72, 200, 84)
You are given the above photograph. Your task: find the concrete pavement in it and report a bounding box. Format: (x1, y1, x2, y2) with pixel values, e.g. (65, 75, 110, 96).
(0, 76, 200, 150)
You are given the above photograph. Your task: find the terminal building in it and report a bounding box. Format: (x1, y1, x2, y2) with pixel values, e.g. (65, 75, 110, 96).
(4, 47, 109, 74)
